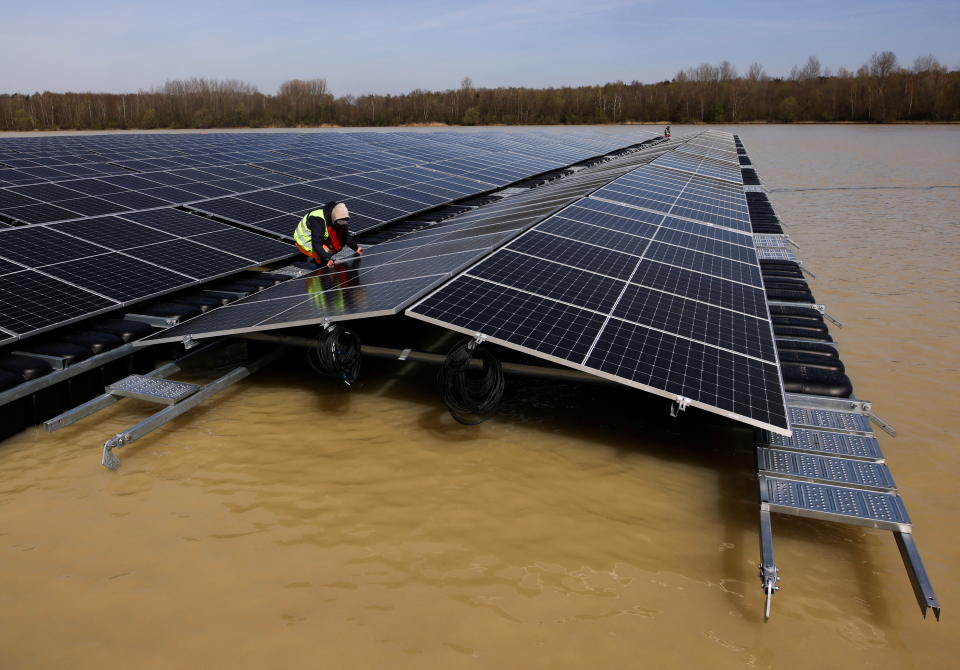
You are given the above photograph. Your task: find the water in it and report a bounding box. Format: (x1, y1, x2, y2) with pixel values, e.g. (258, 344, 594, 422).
(1, 125, 958, 668)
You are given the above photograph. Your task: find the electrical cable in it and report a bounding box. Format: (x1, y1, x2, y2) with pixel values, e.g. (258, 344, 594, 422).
(307, 325, 361, 386)
(437, 338, 504, 424)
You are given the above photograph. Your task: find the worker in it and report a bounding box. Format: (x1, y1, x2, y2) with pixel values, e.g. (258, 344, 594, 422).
(293, 201, 364, 268)
(664, 125, 671, 138)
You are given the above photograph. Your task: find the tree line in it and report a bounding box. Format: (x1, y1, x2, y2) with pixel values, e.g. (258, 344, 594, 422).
(1, 52, 957, 131)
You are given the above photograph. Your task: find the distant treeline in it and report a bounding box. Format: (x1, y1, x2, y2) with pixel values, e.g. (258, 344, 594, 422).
(2, 52, 958, 131)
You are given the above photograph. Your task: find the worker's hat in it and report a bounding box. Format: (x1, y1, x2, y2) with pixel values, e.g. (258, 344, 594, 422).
(331, 202, 350, 224)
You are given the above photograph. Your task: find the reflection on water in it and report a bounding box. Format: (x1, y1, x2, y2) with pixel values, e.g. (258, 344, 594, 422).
(0, 125, 958, 668)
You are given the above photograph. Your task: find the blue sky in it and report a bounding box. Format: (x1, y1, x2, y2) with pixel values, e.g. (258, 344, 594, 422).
(2, 0, 958, 95)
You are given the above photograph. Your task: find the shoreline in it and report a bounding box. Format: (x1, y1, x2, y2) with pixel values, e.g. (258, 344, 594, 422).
(2, 120, 958, 137)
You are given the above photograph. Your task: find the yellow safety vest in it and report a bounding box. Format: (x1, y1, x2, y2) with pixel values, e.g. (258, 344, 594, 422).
(293, 208, 330, 253)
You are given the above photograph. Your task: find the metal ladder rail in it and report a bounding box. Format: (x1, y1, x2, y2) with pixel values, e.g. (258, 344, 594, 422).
(757, 395, 940, 621)
(100, 345, 286, 471)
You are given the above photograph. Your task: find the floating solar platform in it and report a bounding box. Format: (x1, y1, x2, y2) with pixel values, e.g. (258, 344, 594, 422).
(135, 145, 668, 345)
(408, 131, 790, 435)
(1, 128, 662, 343)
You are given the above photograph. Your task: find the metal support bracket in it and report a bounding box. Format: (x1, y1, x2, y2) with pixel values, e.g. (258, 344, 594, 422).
(670, 395, 692, 417)
(759, 506, 780, 622)
(10, 351, 68, 370)
(798, 263, 816, 278)
(894, 531, 941, 620)
(822, 311, 843, 328)
(124, 313, 179, 328)
(867, 410, 897, 437)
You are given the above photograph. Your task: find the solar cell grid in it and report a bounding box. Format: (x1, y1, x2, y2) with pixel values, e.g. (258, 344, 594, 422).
(0, 189, 41, 209)
(120, 208, 233, 236)
(0, 270, 118, 335)
(0, 257, 26, 275)
(53, 178, 126, 197)
(192, 197, 284, 224)
(630, 260, 768, 318)
(130, 239, 254, 279)
(237, 190, 314, 213)
(467, 251, 626, 313)
(644, 242, 762, 286)
(538, 217, 654, 255)
(56, 196, 131, 217)
(0, 226, 110, 266)
(188, 228, 294, 263)
(50, 216, 176, 250)
(509, 231, 640, 279)
(8, 182, 88, 202)
(611, 283, 774, 360)
(41, 252, 193, 302)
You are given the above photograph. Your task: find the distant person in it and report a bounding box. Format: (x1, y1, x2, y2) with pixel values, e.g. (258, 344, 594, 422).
(664, 125, 671, 138)
(293, 201, 364, 268)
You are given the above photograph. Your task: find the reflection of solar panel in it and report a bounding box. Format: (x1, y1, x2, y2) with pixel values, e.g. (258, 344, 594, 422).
(408, 131, 789, 435)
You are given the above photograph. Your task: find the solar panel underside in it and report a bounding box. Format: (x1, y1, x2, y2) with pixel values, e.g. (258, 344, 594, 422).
(408, 134, 790, 435)
(135, 150, 665, 345)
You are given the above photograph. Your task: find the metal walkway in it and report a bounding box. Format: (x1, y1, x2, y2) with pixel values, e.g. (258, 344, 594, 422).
(757, 393, 939, 620)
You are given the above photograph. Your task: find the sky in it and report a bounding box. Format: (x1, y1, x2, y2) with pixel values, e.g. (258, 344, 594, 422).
(2, 0, 958, 96)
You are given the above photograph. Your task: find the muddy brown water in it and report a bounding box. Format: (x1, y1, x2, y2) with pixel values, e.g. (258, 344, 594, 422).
(1, 125, 958, 668)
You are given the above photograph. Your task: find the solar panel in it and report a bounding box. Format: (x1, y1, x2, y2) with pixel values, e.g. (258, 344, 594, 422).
(55, 196, 131, 217)
(0, 226, 111, 266)
(127, 239, 254, 279)
(190, 197, 284, 224)
(0, 189, 41, 209)
(186, 228, 294, 263)
(54, 178, 126, 197)
(0, 270, 118, 336)
(40, 252, 194, 302)
(408, 133, 790, 434)
(100, 190, 172, 209)
(120, 208, 234, 236)
(0, 257, 26, 275)
(50, 216, 177, 249)
(1, 202, 81, 224)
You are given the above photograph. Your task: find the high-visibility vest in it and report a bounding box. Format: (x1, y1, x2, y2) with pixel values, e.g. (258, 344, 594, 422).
(293, 208, 331, 253)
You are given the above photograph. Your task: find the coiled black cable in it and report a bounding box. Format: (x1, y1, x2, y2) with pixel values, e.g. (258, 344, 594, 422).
(438, 338, 504, 424)
(307, 325, 361, 386)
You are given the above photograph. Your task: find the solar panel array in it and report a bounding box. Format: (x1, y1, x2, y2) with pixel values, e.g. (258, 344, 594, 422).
(0, 129, 658, 234)
(136, 147, 670, 344)
(408, 131, 790, 434)
(0, 129, 659, 343)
